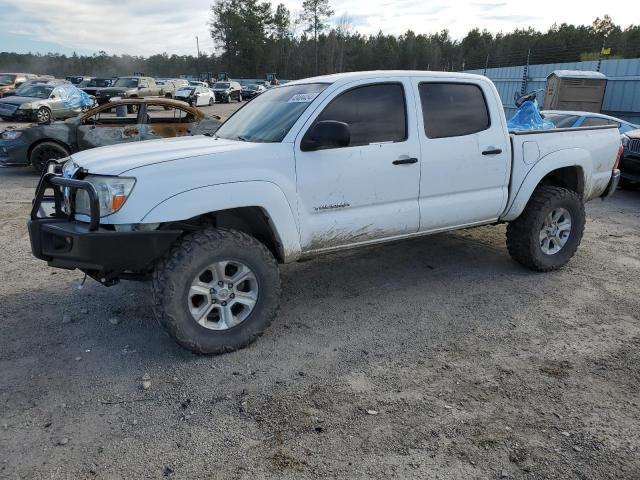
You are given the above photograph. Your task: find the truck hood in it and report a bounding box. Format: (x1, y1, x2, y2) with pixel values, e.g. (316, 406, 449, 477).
(70, 135, 255, 175)
(98, 87, 129, 96)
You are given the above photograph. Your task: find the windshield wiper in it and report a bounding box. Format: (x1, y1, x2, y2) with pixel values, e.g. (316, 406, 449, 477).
(237, 135, 249, 142)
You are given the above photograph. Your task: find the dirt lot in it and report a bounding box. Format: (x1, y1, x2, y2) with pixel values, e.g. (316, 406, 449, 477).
(0, 111, 639, 478)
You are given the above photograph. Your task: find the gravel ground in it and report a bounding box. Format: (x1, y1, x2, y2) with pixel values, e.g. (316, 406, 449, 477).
(0, 114, 639, 479)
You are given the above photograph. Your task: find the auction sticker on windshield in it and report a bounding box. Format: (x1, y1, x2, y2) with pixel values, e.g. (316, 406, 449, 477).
(287, 93, 319, 103)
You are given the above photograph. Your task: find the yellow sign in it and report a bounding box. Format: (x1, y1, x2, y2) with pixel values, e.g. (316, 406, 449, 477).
(601, 47, 611, 55)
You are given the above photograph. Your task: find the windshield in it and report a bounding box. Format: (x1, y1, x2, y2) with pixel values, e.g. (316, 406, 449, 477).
(114, 78, 139, 88)
(16, 85, 53, 99)
(177, 88, 195, 95)
(244, 84, 258, 91)
(213, 82, 230, 89)
(87, 78, 111, 87)
(216, 83, 329, 143)
(0, 74, 17, 85)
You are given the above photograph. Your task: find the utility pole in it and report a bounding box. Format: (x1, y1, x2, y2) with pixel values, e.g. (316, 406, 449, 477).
(483, 53, 489, 75)
(196, 35, 201, 79)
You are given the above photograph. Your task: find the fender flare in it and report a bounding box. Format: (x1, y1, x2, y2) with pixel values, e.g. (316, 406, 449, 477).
(141, 181, 302, 262)
(501, 148, 589, 221)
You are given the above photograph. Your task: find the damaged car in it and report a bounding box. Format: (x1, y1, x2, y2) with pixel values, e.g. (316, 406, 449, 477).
(0, 83, 94, 123)
(0, 98, 222, 173)
(80, 77, 116, 97)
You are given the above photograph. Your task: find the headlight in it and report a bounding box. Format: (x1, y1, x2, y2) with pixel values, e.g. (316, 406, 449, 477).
(1, 130, 23, 140)
(19, 103, 33, 110)
(75, 175, 136, 217)
(622, 135, 629, 147)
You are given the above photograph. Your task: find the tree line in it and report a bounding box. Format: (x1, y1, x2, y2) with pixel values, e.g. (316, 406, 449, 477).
(0, 10, 639, 80)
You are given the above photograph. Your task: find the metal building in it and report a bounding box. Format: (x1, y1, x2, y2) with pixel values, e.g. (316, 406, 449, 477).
(465, 58, 640, 124)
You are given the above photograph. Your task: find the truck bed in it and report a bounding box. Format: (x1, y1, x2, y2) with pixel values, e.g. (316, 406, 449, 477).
(502, 125, 621, 221)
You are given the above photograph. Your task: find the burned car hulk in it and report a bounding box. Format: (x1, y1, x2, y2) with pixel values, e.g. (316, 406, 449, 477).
(0, 98, 222, 173)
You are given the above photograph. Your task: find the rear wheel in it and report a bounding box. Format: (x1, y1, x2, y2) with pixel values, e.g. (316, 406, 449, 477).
(506, 186, 585, 271)
(152, 228, 281, 355)
(208, 97, 214, 106)
(29, 141, 70, 174)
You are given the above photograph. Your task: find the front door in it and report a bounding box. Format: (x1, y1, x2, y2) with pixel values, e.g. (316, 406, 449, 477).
(412, 79, 510, 230)
(76, 103, 142, 150)
(295, 79, 421, 252)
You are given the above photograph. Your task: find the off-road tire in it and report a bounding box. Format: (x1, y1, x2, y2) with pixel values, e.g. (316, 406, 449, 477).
(506, 186, 585, 271)
(30, 141, 70, 174)
(152, 228, 281, 355)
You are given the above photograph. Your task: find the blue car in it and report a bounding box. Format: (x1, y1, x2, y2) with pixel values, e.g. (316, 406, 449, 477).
(541, 110, 638, 134)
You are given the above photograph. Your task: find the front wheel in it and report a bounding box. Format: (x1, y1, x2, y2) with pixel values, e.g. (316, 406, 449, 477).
(152, 228, 281, 355)
(506, 186, 585, 271)
(30, 141, 70, 174)
(35, 107, 52, 123)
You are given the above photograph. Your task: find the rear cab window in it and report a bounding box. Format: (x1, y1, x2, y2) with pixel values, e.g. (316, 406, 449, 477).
(418, 82, 490, 138)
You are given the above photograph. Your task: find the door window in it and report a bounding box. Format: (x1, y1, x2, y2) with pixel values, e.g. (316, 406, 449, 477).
(419, 83, 490, 138)
(310, 83, 407, 148)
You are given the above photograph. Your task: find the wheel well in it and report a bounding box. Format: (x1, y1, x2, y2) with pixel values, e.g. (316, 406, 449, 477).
(183, 207, 284, 263)
(538, 166, 584, 196)
(27, 139, 71, 164)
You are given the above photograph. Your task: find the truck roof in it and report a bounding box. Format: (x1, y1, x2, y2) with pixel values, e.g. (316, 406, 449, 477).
(286, 70, 489, 86)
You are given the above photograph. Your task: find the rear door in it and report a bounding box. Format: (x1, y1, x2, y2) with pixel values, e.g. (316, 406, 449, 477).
(412, 79, 510, 230)
(138, 103, 197, 140)
(294, 78, 421, 252)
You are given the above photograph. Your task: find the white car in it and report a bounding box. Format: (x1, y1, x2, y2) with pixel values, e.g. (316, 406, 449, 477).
(29, 71, 622, 355)
(174, 86, 215, 107)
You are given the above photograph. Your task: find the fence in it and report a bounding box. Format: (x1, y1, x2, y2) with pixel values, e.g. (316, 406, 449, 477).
(465, 58, 640, 125)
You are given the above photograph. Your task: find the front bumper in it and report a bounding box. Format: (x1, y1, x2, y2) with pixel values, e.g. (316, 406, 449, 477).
(620, 153, 640, 181)
(28, 173, 181, 281)
(601, 169, 621, 199)
(0, 108, 34, 121)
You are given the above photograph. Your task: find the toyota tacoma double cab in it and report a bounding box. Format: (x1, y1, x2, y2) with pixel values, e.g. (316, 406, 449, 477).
(28, 71, 622, 355)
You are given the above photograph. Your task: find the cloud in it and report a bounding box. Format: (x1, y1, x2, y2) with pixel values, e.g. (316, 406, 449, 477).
(472, 2, 508, 10)
(0, 0, 634, 55)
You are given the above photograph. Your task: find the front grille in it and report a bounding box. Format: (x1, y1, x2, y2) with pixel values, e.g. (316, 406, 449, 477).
(629, 139, 640, 155)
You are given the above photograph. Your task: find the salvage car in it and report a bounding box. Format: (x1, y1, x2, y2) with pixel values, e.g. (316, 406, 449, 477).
(174, 86, 215, 106)
(80, 77, 115, 96)
(1, 98, 222, 172)
(95, 77, 163, 111)
(620, 128, 640, 185)
(28, 71, 622, 355)
(210, 80, 242, 103)
(0, 73, 38, 96)
(0, 83, 93, 123)
(541, 110, 638, 133)
(240, 83, 266, 100)
(1, 77, 60, 98)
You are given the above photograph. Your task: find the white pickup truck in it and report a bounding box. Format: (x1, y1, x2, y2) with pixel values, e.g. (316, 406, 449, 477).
(29, 71, 622, 354)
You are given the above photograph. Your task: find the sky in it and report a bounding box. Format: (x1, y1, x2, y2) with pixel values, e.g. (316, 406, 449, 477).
(0, 0, 636, 57)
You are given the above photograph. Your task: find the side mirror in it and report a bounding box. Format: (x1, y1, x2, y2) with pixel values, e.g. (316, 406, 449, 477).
(301, 120, 351, 151)
(50, 94, 56, 99)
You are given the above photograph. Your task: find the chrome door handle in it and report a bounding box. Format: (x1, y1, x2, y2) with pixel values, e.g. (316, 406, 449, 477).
(392, 157, 418, 165)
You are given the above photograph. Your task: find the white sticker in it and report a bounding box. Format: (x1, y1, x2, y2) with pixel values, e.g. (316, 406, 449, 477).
(287, 93, 319, 103)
